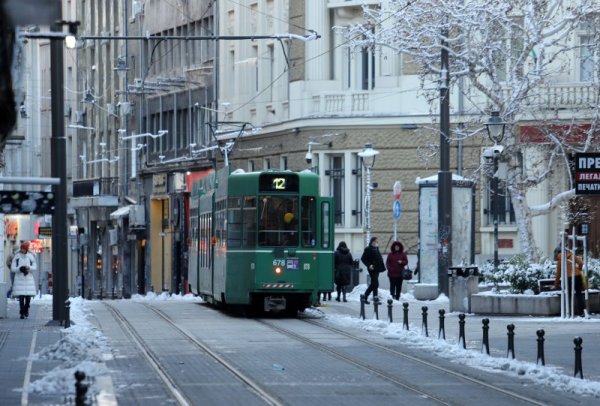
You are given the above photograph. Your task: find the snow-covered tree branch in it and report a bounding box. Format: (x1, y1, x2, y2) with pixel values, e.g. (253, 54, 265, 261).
(340, 0, 600, 261)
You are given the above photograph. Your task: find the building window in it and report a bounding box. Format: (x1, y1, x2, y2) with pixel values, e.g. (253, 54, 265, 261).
(484, 178, 516, 226)
(343, 31, 375, 90)
(579, 34, 595, 82)
(353, 153, 363, 228)
(280, 156, 287, 170)
(326, 155, 344, 226)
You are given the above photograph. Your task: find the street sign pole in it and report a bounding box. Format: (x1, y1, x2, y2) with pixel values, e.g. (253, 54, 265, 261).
(393, 181, 402, 241)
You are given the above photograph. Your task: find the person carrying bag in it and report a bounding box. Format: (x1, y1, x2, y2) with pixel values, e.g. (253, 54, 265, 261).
(386, 241, 408, 300)
(10, 241, 37, 319)
(361, 236, 386, 304)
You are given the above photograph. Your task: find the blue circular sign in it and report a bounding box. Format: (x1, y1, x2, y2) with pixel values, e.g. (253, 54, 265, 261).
(393, 200, 402, 219)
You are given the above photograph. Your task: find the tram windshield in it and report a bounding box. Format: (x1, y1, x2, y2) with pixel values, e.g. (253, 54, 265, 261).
(258, 196, 298, 247)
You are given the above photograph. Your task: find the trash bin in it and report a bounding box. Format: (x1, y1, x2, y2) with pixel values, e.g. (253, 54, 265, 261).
(448, 266, 479, 313)
(350, 259, 362, 289)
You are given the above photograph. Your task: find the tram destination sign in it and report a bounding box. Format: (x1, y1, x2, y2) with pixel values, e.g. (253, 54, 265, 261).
(575, 153, 600, 195)
(259, 174, 299, 192)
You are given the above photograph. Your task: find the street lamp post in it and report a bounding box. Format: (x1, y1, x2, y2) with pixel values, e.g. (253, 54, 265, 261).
(358, 144, 379, 246)
(485, 111, 506, 273)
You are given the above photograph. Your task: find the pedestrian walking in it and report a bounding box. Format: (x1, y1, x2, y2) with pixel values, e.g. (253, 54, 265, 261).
(10, 241, 37, 319)
(361, 236, 386, 304)
(386, 241, 408, 300)
(334, 241, 353, 302)
(553, 247, 585, 317)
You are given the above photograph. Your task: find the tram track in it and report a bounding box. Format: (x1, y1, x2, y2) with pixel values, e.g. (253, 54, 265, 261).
(104, 302, 285, 406)
(257, 317, 547, 406)
(103, 302, 192, 406)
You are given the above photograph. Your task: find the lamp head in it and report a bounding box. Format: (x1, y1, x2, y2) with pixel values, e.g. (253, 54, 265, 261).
(358, 143, 379, 169)
(486, 111, 506, 144)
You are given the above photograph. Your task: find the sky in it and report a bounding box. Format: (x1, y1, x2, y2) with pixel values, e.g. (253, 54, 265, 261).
(12, 288, 600, 402)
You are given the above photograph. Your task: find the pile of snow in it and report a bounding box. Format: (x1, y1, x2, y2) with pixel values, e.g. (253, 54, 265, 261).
(27, 296, 112, 400)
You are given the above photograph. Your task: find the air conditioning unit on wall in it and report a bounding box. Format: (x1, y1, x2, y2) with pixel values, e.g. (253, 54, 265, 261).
(129, 205, 146, 229)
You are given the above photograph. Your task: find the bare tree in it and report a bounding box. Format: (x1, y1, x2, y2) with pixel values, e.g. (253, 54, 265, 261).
(341, 0, 600, 261)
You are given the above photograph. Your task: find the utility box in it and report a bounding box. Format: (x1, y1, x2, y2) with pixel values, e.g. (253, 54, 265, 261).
(129, 205, 146, 229)
(448, 267, 479, 313)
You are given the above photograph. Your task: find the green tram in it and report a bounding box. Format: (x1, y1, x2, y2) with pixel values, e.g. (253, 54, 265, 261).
(188, 167, 334, 314)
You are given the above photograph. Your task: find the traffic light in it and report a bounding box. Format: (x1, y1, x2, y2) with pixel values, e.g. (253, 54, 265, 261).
(96, 254, 102, 271)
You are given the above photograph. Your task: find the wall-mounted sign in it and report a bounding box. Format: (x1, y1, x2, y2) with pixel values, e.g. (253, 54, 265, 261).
(152, 173, 167, 194)
(575, 153, 600, 195)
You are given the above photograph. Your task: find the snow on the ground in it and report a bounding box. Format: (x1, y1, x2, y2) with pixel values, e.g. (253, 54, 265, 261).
(24, 295, 111, 398)
(22, 292, 203, 399)
(130, 291, 203, 302)
(21, 289, 600, 400)
(318, 286, 600, 397)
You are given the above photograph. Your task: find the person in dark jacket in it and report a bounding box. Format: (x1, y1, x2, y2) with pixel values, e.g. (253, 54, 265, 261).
(386, 241, 408, 300)
(361, 236, 386, 304)
(334, 241, 353, 302)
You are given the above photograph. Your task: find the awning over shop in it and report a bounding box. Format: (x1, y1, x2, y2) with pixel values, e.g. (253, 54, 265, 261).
(110, 205, 131, 220)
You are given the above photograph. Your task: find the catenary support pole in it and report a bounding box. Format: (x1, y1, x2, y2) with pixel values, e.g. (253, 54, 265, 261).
(438, 22, 452, 297)
(51, 7, 68, 322)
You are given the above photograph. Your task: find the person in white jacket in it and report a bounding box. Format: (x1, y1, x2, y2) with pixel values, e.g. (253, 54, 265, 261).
(11, 241, 37, 319)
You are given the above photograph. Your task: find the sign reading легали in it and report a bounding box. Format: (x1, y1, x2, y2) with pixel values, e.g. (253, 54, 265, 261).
(575, 153, 600, 194)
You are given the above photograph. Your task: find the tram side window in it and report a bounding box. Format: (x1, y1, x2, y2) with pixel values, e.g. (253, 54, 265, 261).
(322, 201, 331, 249)
(215, 199, 226, 246)
(258, 196, 298, 247)
(227, 197, 242, 248)
(200, 213, 212, 268)
(301, 196, 317, 247)
(243, 196, 257, 247)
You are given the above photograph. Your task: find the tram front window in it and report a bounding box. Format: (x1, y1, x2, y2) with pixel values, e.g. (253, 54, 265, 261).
(258, 196, 298, 247)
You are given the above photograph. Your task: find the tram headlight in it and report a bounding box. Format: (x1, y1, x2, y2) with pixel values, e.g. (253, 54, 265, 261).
(274, 265, 284, 275)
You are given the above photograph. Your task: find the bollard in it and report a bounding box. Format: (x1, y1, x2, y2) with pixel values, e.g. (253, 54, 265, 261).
(74, 370, 88, 406)
(421, 306, 429, 337)
(373, 296, 380, 320)
(39, 283, 42, 298)
(458, 313, 466, 349)
(481, 318, 490, 355)
(112, 286, 116, 300)
(438, 309, 446, 340)
(536, 329, 545, 366)
(87, 288, 92, 301)
(64, 300, 71, 329)
(99, 287, 103, 300)
(359, 295, 366, 320)
(402, 302, 409, 331)
(507, 324, 516, 359)
(574, 337, 583, 378)
(387, 299, 394, 323)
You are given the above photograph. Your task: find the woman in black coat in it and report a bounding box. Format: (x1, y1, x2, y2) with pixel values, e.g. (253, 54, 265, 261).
(334, 241, 353, 302)
(361, 236, 386, 304)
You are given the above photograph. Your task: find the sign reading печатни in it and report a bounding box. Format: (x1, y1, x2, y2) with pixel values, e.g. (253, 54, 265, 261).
(575, 153, 600, 194)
